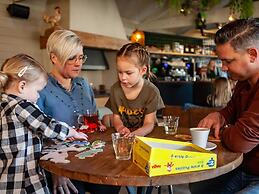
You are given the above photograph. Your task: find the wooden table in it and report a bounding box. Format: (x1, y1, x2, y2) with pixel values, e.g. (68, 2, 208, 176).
(40, 127, 243, 187)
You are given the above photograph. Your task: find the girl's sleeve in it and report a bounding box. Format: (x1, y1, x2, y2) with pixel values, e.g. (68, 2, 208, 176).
(16, 101, 69, 140)
(105, 85, 119, 114)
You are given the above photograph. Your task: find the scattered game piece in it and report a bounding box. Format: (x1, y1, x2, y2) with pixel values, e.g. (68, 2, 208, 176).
(91, 140, 106, 148)
(40, 145, 87, 163)
(41, 152, 70, 164)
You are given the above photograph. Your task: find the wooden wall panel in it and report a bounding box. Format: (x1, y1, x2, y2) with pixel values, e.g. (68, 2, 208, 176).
(0, 0, 46, 66)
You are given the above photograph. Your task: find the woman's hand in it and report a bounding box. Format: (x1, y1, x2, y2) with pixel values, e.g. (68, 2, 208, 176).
(52, 174, 78, 194)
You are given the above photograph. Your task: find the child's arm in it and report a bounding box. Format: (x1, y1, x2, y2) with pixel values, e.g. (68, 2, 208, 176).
(16, 101, 87, 140)
(130, 112, 156, 137)
(113, 114, 131, 136)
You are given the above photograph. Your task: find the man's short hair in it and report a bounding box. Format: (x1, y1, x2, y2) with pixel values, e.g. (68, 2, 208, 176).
(215, 18, 259, 51)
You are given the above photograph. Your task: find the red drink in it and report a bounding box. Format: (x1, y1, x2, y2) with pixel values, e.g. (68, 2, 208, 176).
(78, 111, 99, 133)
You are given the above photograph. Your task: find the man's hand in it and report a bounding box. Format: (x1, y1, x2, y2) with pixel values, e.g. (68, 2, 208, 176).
(52, 174, 78, 194)
(198, 112, 225, 139)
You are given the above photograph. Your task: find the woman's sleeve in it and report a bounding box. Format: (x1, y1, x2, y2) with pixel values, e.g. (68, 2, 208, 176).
(16, 101, 69, 140)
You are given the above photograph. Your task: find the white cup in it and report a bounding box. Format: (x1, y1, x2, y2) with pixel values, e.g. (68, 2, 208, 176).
(190, 128, 210, 148)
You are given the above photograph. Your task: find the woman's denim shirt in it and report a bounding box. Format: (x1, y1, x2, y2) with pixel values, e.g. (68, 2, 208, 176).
(37, 75, 97, 127)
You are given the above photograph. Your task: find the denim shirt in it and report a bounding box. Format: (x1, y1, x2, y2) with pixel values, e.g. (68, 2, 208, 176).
(37, 75, 97, 127)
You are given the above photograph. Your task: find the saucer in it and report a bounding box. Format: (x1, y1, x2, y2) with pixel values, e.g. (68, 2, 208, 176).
(205, 142, 217, 151)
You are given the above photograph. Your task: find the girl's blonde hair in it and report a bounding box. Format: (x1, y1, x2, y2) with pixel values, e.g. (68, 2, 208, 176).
(47, 30, 83, 67)
(0, 54, 47, 91)
(117, 42, 154, 80)
(207, 77, 232, 107)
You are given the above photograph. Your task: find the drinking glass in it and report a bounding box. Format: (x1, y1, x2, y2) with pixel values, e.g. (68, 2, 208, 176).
(163, 116, 179, 135)
(78, 109, 99, 133)
(111, 133, 134, 160)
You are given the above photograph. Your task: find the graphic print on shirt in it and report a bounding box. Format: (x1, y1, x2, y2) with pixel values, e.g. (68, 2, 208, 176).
(118, 105, 145, 130)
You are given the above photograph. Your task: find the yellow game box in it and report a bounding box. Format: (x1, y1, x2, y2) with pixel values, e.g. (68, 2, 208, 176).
(133, 136, 217, 177)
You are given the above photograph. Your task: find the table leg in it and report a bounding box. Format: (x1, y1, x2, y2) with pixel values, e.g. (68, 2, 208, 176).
(136, 186, 153, 194)
(168, 185, 174, 194)
(137, 187, 143, 194)
(158, 186, 161, 194)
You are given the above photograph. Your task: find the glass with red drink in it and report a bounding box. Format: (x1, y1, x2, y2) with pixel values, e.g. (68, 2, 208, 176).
(77, 109, 99, 133)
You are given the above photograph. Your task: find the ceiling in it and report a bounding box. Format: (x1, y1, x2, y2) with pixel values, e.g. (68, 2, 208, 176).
(114, 0, 257, 38)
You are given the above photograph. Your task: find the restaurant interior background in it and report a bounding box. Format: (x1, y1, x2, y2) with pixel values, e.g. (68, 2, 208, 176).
(1, 0, 259, 106)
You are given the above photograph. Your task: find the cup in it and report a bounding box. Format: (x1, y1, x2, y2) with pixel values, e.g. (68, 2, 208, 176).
(78, 109, 99, 133)
(163, 116, 179, 135)
(111, 133, 134, 160)
(190, 127, 210, 148)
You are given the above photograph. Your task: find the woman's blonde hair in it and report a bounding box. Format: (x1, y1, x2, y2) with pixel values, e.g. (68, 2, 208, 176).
(207, 77, 232, 107)
(47, 29, 83, 67)
(0, 54, 47, 91)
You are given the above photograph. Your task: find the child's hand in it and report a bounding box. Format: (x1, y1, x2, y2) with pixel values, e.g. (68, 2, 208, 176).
(98, 124, 107, 132)
(67, 128, 88, 140)
(117, 126, 131, 136)
(74, 132, 88, 140)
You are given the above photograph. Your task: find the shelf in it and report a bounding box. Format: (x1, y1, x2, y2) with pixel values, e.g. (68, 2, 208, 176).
(149, 50, 217, 58)
(40, 26, 129, 50)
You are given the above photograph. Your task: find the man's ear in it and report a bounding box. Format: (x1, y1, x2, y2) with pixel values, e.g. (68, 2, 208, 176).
(18, 80, 26, 93)
(247, 48, 258, 63)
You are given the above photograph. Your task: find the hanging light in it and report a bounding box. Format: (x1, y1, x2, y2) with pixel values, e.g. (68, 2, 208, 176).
(228, 14, 236, 21)
(130, 29, 145, 45)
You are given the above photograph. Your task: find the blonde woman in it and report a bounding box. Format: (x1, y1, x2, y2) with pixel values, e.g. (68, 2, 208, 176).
(0, 54, 87, 193)
(207, 77, 232, 107)
(37, 30, 119, 194)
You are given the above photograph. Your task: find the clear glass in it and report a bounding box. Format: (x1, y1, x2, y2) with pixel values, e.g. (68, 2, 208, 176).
(163, 116, 179, 135)
(111, 133, 135, 160)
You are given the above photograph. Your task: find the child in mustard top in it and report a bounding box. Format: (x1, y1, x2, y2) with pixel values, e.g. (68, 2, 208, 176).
(106, 42, 164, 137)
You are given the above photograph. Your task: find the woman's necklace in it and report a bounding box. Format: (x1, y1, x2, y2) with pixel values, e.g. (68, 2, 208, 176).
(50, 73, 72, 92)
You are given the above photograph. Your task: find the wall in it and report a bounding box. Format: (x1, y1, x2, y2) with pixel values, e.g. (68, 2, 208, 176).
(42, 0, 126, 91)
(82, 50, 118, 92)
(69, 0, 126, 39)
(68, 0, 126, 91)
(0, 0, 46, 65)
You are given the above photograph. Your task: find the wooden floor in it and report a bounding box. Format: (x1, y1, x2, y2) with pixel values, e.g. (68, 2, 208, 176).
(119, 184, 191, 194)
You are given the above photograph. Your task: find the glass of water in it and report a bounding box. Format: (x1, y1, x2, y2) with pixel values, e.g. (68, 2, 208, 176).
(163, 116, 179, 135)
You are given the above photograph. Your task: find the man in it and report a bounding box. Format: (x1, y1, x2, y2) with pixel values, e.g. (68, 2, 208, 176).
(190, 18, 259, 194)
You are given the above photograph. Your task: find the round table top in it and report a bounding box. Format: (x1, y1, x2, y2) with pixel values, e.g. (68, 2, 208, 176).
(40, 127, 243, 186)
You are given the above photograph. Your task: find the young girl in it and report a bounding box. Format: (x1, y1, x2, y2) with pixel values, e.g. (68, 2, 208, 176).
(106, 42, 164, 137)
(0, 54, 87, 194)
